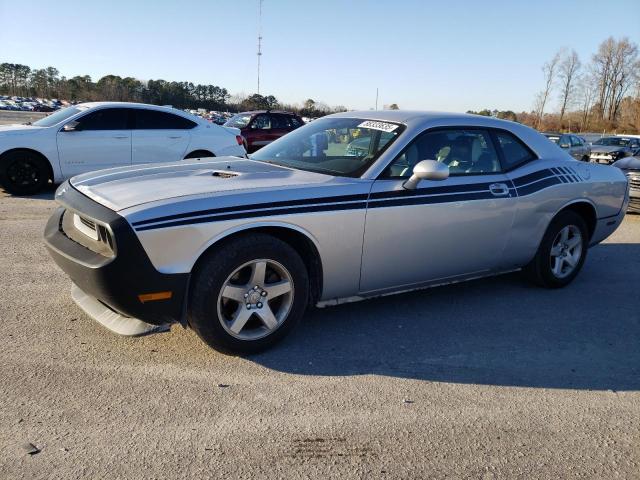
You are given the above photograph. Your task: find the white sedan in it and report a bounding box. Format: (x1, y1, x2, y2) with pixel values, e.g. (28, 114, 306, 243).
(0, 102, 246, 194)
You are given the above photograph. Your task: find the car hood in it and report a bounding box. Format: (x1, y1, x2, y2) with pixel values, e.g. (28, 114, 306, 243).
(0, 124, 45, 135)
(68, 158, 334, 211)
(591, 145, 626, 154)
(613, 156, 640, 170)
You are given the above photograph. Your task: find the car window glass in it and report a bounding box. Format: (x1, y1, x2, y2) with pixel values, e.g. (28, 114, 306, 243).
(75, 108, 129, 131)
(251, 114, 271, 129)
(134, 109, 196, 129)
(270, 114, 289, 129)
(385, 129, 500, 178)
(571, 136, 582, 146)
(290, 117, 303, 128)
(494, 131, 536, 170)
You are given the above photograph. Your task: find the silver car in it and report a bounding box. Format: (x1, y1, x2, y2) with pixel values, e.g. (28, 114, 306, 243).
(44, 111, 629, 354)
(544, 133, 591, 161)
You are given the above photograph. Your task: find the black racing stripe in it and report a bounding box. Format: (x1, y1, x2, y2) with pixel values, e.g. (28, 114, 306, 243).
(369, 182, 494, 199)
(511, 168, 554, 187)
(516, 176, 562, 196)
(135, 201, 368, 232)
(132, 193, 370, 227)
(369, 191, 495, 209)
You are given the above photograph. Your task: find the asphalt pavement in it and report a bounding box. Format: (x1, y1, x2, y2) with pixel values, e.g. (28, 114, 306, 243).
(0, 187, 638, 479)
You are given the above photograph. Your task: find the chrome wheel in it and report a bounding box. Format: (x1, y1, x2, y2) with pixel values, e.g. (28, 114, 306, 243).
(217, 259, 294, 341)
(549, 225, 583, 279)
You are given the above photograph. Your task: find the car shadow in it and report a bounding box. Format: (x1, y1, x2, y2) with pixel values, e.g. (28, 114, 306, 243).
(251, 243, 640, 391)
(0, 182, 57, 200)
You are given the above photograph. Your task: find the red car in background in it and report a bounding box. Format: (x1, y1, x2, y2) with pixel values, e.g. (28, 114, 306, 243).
(224, 110, 305, 153)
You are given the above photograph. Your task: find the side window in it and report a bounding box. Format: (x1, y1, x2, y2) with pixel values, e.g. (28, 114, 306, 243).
(385, 129, 500, 178)
(289, 117, 303, 128)
(251, 114, 271, 130)
(494, 131, 536, 170)
(571, 136, 583, 146)
(134, 109, 197, 129)
(75, 108, 129, 131)
(270, 114, 289, 129)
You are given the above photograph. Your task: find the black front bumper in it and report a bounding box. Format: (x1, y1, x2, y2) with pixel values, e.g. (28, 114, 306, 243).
(44, 184, 189, 325)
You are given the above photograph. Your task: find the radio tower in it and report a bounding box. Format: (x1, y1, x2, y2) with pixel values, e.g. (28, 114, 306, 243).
(257, 0, 263, 94)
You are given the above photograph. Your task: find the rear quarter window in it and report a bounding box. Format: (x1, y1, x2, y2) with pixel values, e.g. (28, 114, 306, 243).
(494, 131, 537, 170)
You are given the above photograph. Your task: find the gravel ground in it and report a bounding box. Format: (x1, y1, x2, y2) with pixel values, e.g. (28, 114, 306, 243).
(0, 187, 638, 479)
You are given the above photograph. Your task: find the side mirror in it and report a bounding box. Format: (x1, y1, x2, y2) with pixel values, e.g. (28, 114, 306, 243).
(62, 121, 79, 132)
(403, 160, 449, 190)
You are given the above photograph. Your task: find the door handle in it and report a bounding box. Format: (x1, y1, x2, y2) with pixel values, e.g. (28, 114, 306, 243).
(168, 135, 183, 139)
(489, 183, 510, 197)
(112, 135, 128, 139)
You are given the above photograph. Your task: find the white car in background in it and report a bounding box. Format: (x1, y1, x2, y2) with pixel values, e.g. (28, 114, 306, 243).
(0, 102, 246, 194)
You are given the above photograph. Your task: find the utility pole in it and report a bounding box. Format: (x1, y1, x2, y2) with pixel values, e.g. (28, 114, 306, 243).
(375, 88, 379, 110)
(257, 0, 263, 94)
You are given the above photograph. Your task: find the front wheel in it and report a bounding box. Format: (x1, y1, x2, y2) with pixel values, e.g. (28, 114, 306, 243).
(188, 233, 309, 354)
(523, 210, 588, 288)
(0, 151, 49, 195)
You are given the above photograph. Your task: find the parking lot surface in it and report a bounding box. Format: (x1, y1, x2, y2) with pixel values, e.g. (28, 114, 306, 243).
(0, 188, 638, 479)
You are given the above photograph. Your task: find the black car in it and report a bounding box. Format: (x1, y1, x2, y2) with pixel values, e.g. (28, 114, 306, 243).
(590, 136, 640, 165)
(613, 149, 640, 213)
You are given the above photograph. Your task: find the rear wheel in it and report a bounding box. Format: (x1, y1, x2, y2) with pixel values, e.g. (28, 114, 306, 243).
(0, 150, 50, 195)
(581, 155, 590, 162)
(188, 233, 309, 354)
(524, 210, 588, 288)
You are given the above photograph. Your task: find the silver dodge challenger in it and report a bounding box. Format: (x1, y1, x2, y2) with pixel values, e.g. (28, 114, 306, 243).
(44, 111, 629, 354)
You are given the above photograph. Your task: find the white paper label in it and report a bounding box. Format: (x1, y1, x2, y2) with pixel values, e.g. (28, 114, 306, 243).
(357, 120, 399, 133)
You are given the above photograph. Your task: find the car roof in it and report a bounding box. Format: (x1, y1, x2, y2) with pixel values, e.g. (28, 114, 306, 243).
(76, 101, 204, 123)
(236, 110, 299, 116)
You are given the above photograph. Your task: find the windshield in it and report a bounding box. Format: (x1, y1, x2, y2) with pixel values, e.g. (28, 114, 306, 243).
(250, 117, 404, 177)
(593, 137, 630, 147)
(32, 106, 84, 127)
(224, 113, 252, 128)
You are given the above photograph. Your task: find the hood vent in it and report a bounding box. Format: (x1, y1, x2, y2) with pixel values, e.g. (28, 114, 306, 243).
(211, 170, 238, 179)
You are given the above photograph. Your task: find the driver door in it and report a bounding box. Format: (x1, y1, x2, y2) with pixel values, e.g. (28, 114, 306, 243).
(57, 107, 132, 177)
(360, 127, 517, 293)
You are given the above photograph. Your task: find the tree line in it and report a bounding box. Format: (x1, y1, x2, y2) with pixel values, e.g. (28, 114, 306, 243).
(0, 63, 344, 116)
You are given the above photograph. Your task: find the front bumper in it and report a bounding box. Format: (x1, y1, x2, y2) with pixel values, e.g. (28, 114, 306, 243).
(44, 183, 189, 327)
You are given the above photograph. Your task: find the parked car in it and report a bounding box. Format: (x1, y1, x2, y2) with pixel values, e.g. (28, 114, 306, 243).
(589, 136, 640, 164)
(43, 111, 628, 354)
(33, 104, 56, 112)
(224, 110, 304, 153)
(0, 102, 246, 195)
(613, 149, 640, 213)
(543, 133, 591, 161)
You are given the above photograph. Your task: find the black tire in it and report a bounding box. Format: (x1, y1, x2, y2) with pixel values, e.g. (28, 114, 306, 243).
(523, 210, 589, 288)
(581, 155, 590, 162)
(0, 150, 50, 195)
(184, 150, 214, 159)
(188, 233, 309, 354)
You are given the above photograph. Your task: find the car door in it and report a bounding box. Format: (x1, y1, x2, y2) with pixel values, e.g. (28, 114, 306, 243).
(570, 135, 586, 160)
(360, 127, 518, 293)
(269, 114, 292, 140)
(131, 109, 195, 164)
(246, 114, 273, 151)
(56, 107, 131, 177)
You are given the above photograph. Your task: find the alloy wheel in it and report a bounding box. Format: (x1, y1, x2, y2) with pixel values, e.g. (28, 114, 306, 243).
(217, 259, 294, 341)
(549, 225, 583, 279)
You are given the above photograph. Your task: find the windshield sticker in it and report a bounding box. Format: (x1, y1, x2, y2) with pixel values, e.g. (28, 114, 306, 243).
(357, 120, 398, 133)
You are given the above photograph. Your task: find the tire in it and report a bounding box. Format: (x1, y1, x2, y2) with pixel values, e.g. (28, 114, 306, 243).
(523, 210, 589, 288)
(184, 150, 214, 159)
(188, 233, 309, 354)
(581, 155, 590, 162)
(0, 150, 50, 195)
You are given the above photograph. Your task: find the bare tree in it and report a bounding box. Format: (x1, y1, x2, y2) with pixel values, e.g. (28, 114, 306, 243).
(535, 51, 562, 128)
(577, 74, 597, 131)
(558, 50, 581, 123)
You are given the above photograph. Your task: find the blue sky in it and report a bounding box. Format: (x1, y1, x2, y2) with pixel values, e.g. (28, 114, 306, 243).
(1, 0, 638, 111)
